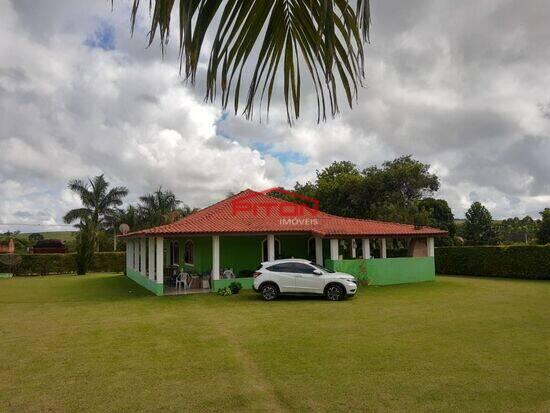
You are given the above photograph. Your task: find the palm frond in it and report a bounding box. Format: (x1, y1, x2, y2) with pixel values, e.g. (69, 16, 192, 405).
(128, 0, 370, 124)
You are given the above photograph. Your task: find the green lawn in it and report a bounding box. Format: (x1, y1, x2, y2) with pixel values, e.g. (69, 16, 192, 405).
(0, 275, 548, 412)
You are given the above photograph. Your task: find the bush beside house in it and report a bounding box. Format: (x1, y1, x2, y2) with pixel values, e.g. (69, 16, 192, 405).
(435, 246, 550, 280)
(0, 252, 125, 275)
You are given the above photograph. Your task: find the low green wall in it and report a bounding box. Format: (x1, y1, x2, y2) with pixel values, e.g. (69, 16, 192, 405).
(126, 268, 163, 296)
(0, 273, 13, 279)
(211, 278, 254, 291)
(325, 257, 435, 286)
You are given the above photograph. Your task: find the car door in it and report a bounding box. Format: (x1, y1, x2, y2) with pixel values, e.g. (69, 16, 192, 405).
(291, 263, 325, 294)
(266, 263, 296, 292)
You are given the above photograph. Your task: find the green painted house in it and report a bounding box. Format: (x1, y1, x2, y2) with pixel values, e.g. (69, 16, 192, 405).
(122, 189, 447, 295)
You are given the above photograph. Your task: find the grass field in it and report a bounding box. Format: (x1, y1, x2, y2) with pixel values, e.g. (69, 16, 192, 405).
(0, 274, 548, 412)
(18, 231, 76, 242)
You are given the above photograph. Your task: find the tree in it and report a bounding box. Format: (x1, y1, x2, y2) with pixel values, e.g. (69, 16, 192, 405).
(63, 175, 128, 274)
(418, 198, 456, 242)
(538, 208, 550, 244)
(124, 0, 371, 123)
(138, 187, 195, 228)
(463, 202, 494, 245)
(295, 156, 441, 224)
(28, 233, 44, 243)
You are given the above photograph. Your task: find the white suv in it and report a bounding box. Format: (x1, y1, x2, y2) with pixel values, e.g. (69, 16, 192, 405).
(253, 258, 357, 301)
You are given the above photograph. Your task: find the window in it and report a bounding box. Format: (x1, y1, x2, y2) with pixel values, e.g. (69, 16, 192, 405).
(287, 263, 316, 274)
(184, 240, 194, 265)
(266, 263, 291, 272)
(262, 237, 281, 261)
(170, 241, 179, 265)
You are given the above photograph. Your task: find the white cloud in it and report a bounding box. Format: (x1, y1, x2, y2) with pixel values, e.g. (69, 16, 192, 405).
(1, 0, 550, 235)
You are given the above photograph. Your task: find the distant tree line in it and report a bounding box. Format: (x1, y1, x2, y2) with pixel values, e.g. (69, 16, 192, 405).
(293, 156, 549, 247)
(57, 158, 550, 274)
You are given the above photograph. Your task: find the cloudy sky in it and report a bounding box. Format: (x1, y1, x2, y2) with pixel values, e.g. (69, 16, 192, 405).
(1, 0, 549, 233)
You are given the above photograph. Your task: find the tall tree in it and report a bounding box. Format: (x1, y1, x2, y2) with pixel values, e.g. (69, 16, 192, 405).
(123, 0, 371, 123)
(295, 156, 440, 224)
(538, 208, 550, 244)
(63, 175, 128, 274)
(463, 202, 494, 245)
(418, 198, 456, 237)
(138, 187, 195, 228)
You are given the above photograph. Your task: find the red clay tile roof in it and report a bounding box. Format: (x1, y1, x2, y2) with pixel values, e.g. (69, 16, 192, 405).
(123, 189, 447, 238)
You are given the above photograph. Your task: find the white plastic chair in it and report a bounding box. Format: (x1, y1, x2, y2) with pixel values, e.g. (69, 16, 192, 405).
(222, 269, 235, 279)
(175, 271, 190, 291)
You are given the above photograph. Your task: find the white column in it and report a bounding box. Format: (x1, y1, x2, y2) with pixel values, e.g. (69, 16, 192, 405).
(380, 238, 387, 259)
(315, 237, 323, 265)
(330, 239, 339, 260)
(155, 237, 164, 284)
(351, 239, 357, 258)
(212, 235, 220, 280)
(148, 237, 155, 280)
(427, 237, 435, 257)
(362, 238, 371, 259)
(267, 234, 275, 261)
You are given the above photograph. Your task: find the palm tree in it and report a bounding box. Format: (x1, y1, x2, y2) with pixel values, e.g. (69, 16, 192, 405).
(124, 0, 371, 123)
(138, 187, 194, 227)
(63, 175, 128, 274)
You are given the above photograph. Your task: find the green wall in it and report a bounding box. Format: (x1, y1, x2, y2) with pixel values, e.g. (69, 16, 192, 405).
(167, 234, 311, 279)
(126, 267, 163, 296)
(325, 257, 435, 286)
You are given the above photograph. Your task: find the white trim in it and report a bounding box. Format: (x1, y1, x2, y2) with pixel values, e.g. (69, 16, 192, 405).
(148, 237, 155, 281)
(362, 239, 371, 259)
(315, 237, 323, 265)
(427, 237, 435, 257)
(262, 237, 281, 261)
(267, 234, 275, 262)
(330, 239, 339, 260)
(212, 235, 220, 280)
(155, 237, 164, 284)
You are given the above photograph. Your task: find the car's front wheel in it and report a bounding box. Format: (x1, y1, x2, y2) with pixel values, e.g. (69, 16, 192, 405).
(325, 284, 345, 301)
(260, 283, 279, 301)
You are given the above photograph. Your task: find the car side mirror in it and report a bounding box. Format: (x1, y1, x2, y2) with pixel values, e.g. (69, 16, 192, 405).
(313, 269, 323, 275)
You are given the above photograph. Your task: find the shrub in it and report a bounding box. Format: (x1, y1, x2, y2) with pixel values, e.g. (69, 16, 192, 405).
(217, 287, 232, 296)
(228, 281, 242, 294)
(0, 252, 125, 276)
(435, 246, 550, 280)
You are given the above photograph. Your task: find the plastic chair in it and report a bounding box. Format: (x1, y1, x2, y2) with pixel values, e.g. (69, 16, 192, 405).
(175, 271, 190, 291)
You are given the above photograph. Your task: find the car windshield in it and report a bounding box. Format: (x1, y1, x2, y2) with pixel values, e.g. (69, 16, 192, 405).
(311, 263, 335, 273)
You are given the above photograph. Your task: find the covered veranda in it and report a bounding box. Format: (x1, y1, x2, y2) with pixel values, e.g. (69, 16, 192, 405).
(122, 189, 446, 296)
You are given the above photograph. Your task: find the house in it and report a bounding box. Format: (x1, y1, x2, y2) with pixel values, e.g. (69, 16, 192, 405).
(121, 189, 447, 296)
(31, 239, 67, 254)
(0, 238, 15, 254)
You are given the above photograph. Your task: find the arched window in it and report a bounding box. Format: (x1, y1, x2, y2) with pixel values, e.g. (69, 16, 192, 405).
(184, 240, 194, 265)
(169, 241, 179, 265)
(262, 237, 281, 261)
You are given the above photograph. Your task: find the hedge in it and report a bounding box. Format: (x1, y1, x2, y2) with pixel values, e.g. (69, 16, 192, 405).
(435, 246, 550, 280)
(0, 252, 125, 276)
